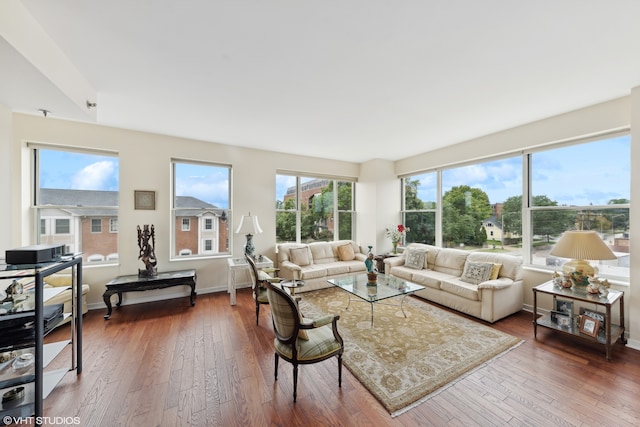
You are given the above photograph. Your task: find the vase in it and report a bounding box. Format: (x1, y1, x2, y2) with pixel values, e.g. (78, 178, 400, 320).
(392, 241, 398, 254)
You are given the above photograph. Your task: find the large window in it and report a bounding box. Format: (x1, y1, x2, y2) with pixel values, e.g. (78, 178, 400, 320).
(172, 160, 230, 258)
(529, 135, 630, 279)
(400, 133, 630, 280)
(34, 147, 119, 264)
(276, 174, 355, 243)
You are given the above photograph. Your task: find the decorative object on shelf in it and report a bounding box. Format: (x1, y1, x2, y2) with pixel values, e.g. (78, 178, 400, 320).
(549, 230, 616, 287)
(134, 190, 156, 210)
(579, 315, 600, 337)
(235, 212, 262, 258)
(137, 224, 157, 277)
(2, 386, 25, 403)
(551, 271, 563, 288)
(385, 224, 409, 254)
(587, 276, 611, 296)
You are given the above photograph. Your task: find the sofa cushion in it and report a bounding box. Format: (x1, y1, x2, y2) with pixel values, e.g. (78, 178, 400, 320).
(336, 243, 355, 261)
(440, 279, 480, 301)
(460, 261, 493, 285)
(299, 265, 328, 280)
(324, 262, 350, 276)
(433, 248, 469, 276)
(291, 247, 311, 266)
(309, 242, 337, 264)
(404, 248, 426, 270)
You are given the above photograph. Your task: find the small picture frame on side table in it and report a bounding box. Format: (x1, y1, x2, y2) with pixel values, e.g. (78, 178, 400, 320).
(579, 315, 600, 337)
(554, 299, 573, 316)
(551, 311, 573, 330)
(579, 307, 605, 334)
(134, 190, 156, 210)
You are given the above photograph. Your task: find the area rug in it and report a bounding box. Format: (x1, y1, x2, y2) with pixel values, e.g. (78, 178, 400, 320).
(298, 287, 523, 417)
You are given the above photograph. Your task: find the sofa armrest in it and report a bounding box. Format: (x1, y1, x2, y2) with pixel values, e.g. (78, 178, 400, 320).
(354, 253, 367, 262)
(278, 261, 302, 280)
(478, 277, 516, 290)
(384, 256, 405, 268)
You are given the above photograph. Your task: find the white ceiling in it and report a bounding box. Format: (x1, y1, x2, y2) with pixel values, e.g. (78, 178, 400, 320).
(2, 1, 640, 162)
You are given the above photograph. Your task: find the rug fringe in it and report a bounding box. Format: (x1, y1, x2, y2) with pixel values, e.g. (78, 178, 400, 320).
(390, 339, 525, 418)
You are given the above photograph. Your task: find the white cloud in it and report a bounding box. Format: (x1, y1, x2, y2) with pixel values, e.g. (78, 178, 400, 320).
(71, 161, 116, 190)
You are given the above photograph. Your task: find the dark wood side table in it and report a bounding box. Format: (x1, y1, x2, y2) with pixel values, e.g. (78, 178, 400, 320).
(532, 280, 625, 360)
(374, 253, 401, 274)
(103, 269, 197, 319)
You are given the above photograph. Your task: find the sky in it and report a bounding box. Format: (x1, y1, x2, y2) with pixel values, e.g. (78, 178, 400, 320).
(40, 151, 230, 208)
(40, 134, 629, 210)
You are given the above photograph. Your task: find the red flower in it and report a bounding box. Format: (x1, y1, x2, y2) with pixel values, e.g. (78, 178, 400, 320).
(397, 224, 406, 233)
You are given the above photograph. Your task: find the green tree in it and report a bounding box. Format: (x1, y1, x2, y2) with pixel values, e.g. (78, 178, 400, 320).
(503, 195, 574, 244)
(276, 198, 297, 242)
(442, 186, 492, 246)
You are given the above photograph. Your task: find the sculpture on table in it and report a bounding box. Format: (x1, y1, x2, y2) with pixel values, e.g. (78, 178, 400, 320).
(137, 224, 157, 277)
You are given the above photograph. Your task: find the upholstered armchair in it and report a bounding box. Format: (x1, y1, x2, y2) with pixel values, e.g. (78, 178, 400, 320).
(246, 255, 281, 325)
(265, 281, 344, 402)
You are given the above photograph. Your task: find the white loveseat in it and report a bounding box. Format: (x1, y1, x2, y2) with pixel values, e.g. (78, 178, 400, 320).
(276, 240, 367, 292)
(384, 243, 523, 323)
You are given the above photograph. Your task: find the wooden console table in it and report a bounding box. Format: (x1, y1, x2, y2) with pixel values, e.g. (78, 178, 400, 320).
(533, 280, 625, 360)
(103, 269, 197, 319)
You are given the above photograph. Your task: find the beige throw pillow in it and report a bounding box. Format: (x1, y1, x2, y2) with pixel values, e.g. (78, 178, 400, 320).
(460, 261, 494, 285)
(490, 263, 502, 280)
(336, 243, 355, 261)
(404, 248, 426, 270)
(290, 247, 311, 266)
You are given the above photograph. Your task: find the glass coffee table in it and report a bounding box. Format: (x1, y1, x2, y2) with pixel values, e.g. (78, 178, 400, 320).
(327, 273, 425, 327)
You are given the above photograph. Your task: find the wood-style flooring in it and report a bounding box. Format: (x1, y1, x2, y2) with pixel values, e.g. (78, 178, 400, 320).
(40, 288, 640, 426)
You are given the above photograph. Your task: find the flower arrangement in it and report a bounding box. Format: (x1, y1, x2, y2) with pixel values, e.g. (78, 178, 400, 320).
(386, 224, 409, 254)
(386, 224, 409, 243)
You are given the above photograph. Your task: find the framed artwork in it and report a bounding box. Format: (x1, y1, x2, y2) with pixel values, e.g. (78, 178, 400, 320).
(554, 299, 573, 316)
(551, 311, 573, 329)
(579, 315, 600, 337)
(134, 190, 156, 210)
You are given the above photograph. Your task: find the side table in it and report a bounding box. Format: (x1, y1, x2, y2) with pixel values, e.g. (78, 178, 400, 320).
(374, 253, 401, 274)
(227, 256, 274, 305)
(532, 280, 626, 360)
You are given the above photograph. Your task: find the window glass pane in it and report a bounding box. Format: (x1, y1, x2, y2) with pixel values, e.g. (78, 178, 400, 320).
(403, 173, 436, 245)
(173, 162, 229, 257)
(37, 148, 119, 263)
(442, 157, 522, 252)
(530, 135, 630, 278)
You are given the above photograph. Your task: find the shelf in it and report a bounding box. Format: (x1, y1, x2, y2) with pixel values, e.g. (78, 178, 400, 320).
(535, 315, 624, 345)
(0, 369, 68, 417)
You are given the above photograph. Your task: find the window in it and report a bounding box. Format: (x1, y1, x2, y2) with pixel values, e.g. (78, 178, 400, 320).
(55, 219, 70, 234)
(91, 219, 102, 233)
(399, 132, 630, 280)
(109, 218, 118, 233)
(442, 156, 522, 250)
(529, 135, 630, 279)
(34, 147, 119, 264)
(276, 174, 356, 243)
(172, 160, 230, 258)
(402, 172, 437, 245)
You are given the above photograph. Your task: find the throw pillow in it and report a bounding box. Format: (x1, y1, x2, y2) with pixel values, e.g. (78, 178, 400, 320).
(404, 248, 426, 270)
(460, 261, 494, 285)
(290, 247, 311, 266)
(490, 263, 502, 280)
(336, 243, 355, 261)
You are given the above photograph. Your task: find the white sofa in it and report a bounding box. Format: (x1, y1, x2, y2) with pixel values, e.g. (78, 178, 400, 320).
(384, 243, 523, 323)
(276, 240, 368, 292)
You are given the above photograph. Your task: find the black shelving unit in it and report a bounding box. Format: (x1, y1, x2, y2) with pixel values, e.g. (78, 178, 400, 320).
(0, 256, 82, 424)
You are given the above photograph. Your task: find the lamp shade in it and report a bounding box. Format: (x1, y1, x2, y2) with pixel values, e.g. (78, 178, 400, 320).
(549, 230, 616, 261)
(235, 213, 263, 235)
(549, 230, 616, 277)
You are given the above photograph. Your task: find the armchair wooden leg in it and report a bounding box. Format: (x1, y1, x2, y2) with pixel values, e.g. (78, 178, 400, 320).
(293, 363, 299, 402)
(255, 302, 260, 325)
(338, 355, 342, 387)
(274, 353, 279, 380)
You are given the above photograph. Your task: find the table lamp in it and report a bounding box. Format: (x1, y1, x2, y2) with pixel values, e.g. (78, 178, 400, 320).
(549, 230, 616, 278)
(235, 212, 262, 258)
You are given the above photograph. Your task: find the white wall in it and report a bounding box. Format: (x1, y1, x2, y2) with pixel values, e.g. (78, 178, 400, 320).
(10, 113, 360, 307)
(0, 104, 11, 257)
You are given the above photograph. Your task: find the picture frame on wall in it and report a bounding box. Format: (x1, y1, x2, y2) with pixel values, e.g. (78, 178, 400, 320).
(579, 315, 600, 337)
(134, 190, 156, 210)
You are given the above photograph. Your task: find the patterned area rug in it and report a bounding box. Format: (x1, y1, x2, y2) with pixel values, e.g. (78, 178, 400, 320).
(298, 287, 523, 417)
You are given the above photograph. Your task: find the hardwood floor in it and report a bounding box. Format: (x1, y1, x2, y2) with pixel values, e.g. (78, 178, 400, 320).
(40, 288, 640, 427)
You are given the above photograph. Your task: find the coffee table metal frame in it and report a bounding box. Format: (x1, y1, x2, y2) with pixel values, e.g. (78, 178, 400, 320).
(328, 273, 425, 327)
